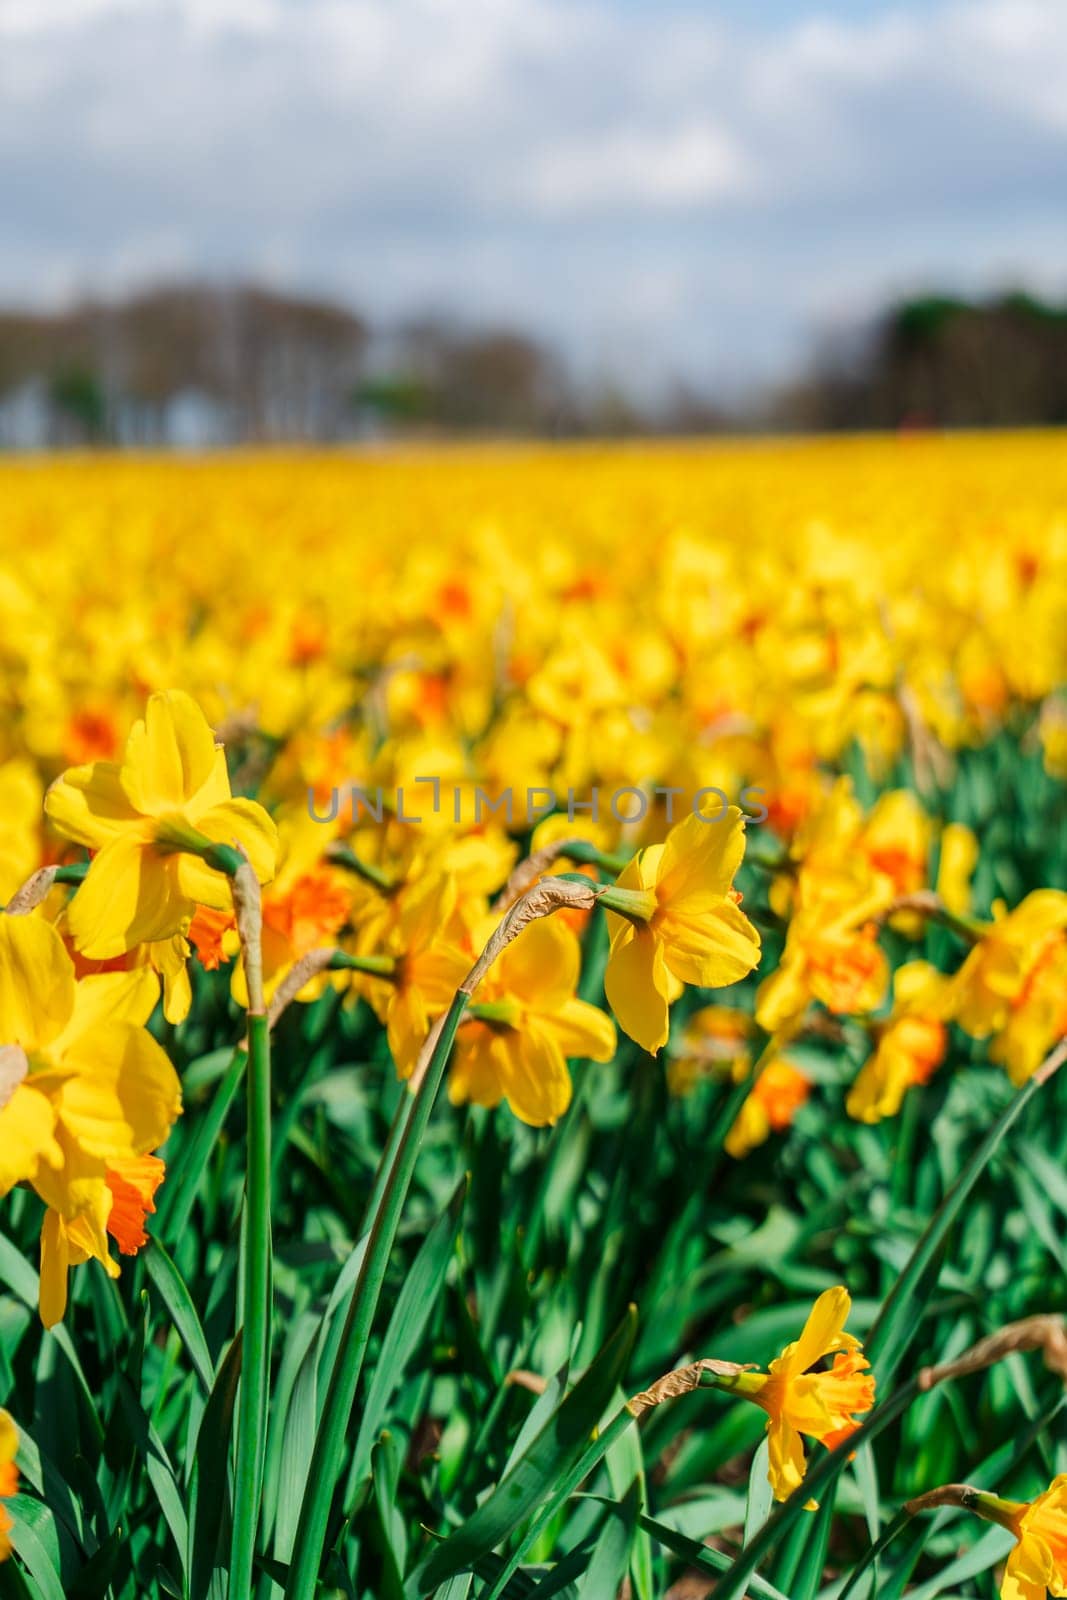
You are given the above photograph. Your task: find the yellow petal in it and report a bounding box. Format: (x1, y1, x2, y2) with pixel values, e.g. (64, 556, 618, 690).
(936, 822, 978, 917)
(754, 955, 809, 1035)
(1003, 1533, 1055, 1600)
(386, 984, 429, 1080)
(497, 917, 580, 1012)
(724, 1093, 770, 1159)
(777, 1287, 853, 1378)
(56, 967, 161, 1050)
(39, 1207, 70, 1329)
(449, 1026, 504, 1110)
(0, 914, 75, 1049)
(496, 1021, 572, 1126)
(53, 1022, 182, 1160)
(189, 798, 279, 886)
(656, 805, 747, 905)
(397, 872, 457, 950)
(121, 690, 219, 814)
(660, 895, 761, 989)
(160, 951, 192, 1025)
(44, 761, 140, 849)
(0, 1084, 62, 1194)
(766, 1417, 808, 1503)
(0, 1409, 16, 1466)
(67, 836, 193, 960)
(604, 924, 671, 1054)
(546, 996, 617, 1063)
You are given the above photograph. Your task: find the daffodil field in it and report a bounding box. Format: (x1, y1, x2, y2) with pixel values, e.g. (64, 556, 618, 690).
(1, 435, 1066, 1600)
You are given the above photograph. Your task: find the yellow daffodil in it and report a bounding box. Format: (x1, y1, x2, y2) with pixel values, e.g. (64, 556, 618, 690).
(717, 1286, 875, 1501)
(0, 1409, 16, 1562)
(952, 891, 1067, 1040)
(365, 873, 472, 1079)
(1002, 1479, 1067, 1600)
(969, 1477, 1067, 1600)
(602, 805, 761, 1055)
(756, 893, 889, 1036)
(452, 916, 616, 1125)
(847, 961, 953, 1122)
(725, 1058, 812, 1158)
(989, 930, 1067, 1086)
(45, 689, 278, 959)
(0, 914, 181, 1326)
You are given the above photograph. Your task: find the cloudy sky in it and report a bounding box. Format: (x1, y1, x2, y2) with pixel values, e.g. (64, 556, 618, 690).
(2, 0, 1065, 394)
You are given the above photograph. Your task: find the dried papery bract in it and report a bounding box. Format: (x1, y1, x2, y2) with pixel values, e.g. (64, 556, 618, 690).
(3, 866, 58, 916)
(917, 1312, 1067, 1392)
(626, 1359, 755, 1417)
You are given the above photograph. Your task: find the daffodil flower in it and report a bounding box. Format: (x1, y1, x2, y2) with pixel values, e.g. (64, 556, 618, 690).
(846, 960, 953, 1123)
(971, 1477, 1067, 1600)
(724, 1057, 812, 1158)
(0, 915, 181, 1325)
(602, 804, 761, 1054)
(0, 1409, 17, 1562)
(364, 872, 471, 1078)
(945, 891, 1067, 1085)
(716, 1286, 875, 1502)
(45, 689, 278, 959)
(451, 915, 617, 1126)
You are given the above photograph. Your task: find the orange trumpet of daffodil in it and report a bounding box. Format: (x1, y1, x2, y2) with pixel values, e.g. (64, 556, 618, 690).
(716, 1286, 875, 1501)
(724, 1057, 812, 1158)
(0, 914, 181, 1326)
(602, 804, 761, 1054)
(45, 689, 278, 959)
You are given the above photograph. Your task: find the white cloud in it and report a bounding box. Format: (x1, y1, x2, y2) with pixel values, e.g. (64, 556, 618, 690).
(524, 123, 750, 213)
(0, 0, 1064, 388)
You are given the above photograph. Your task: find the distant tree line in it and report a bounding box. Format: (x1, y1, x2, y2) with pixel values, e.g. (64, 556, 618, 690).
(0, 286, 369, 446)
(0, 281, 1064, 446)
(775, 292, 1067, 431)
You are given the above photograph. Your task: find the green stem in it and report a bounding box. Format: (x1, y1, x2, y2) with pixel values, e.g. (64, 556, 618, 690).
(54, 861, 89, 885)
(327, 844, 397, 894)
(229, 1012, 273, 1600)
(283, 990, 468, 1600)
(328, 951, 399, 979)
(557, 839, 631, 876)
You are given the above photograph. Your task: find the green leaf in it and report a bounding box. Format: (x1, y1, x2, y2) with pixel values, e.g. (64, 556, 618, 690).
(346, 1177, 465, 1498)
(586, 1496, 791, 1600)
(413, 1305, 637, 1595)
(743, 1438, 773, 1545)
(5, 1499, 67, 1600)
(144, 1239, 215, 1394)
(189, 1331, 242, 1600)
(114, 1373, 189, 1577)
(574, 1483, 637, 1599)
